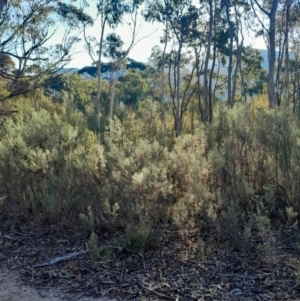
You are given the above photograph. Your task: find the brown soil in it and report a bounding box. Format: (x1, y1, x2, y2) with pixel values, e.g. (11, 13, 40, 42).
(1, 224, 300, 300)
(0, 268, 117, 301)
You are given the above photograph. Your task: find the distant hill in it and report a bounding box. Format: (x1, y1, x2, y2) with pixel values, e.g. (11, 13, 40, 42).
(61, 49, 295, 79)
(58, 58, 147, 79)
(57, 67, 79, 75)
(258, 48, 295, 70)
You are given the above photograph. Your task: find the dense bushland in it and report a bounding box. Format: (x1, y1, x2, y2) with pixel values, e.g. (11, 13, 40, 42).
(1, 94, 300, 257)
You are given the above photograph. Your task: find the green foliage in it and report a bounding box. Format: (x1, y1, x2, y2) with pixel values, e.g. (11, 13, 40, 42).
(57, 2, 94, 26)
(51, 74, 98, 114)
(87, 231, 99, 261)
(98, 245, 113, 259)
(2, 87, 300, 257)
(104, 120, 173, 226)
(118, 70, 148, 106)
(0, 0, 82, 99)
(122, 226, 154, 252)
(241, 47, 267, 96)
(103, 33, 125, 59)
(0, 102, 105, 224)
(140, 65, 162, 103)
(1, 0, 300, 270)
(0, 53, 15, 72)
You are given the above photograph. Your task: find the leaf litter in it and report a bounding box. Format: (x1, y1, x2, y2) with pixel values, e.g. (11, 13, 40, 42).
(1, 224, 300, 301)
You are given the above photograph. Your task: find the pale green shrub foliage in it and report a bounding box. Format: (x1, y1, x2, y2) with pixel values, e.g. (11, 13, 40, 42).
(0, 104, 105, 224)
(1, 94, 300, 254)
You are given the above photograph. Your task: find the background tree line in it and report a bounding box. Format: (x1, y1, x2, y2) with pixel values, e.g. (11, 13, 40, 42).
(1, 0, 300, 136)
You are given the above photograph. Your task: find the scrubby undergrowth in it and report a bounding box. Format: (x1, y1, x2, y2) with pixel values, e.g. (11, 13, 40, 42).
(1, 98, 300, 259)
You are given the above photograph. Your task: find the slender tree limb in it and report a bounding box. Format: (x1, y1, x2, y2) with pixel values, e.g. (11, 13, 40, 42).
(250, 0, 269, 34)
(251, 0, 270, 17)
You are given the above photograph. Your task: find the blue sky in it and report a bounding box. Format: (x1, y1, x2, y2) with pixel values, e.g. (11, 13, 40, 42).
(57, 0, 164, 68)
(62, 1, 267, 68)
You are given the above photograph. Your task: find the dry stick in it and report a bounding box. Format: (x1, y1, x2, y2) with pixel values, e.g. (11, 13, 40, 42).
(2, 235, 15, 241)
(32, 251, 87, 268)
(38, 221, 64, 237)
(127, 274, 174, 300)
(287, 282, 300, 294)
(218, 273, 257, 279)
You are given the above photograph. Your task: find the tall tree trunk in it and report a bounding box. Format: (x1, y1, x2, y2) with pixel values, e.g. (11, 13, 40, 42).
(284, 0, 290, 106)
(239, 27, 247, 103)
(108, 10, 138, 123)
(161, 23, 168, 139)
(203, 0, 213, 123)
(208, 2, 217, 123)
(95, 18, 107, 130)
(208, 36, 216, 122)
(197, 58, 204, 122)
(109, 64, 120, 120)
(232, 3, 245, 104)
(275, 8, 286, 106)
(161, 65, 167, 136)
(252, 0, 279, 109)
(225, 0, 234, 108)
(213, 57, 221, 102)
(296, 54, 300, 115)
(208, 1, 218, 122)
(276, 23, 283, 96)
(175, 43, 183, 137)
(232, 36, 243, 104)
(268, 2, 278, 109)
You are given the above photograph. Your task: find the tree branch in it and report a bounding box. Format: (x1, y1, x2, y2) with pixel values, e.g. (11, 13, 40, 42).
(251, 0, 270, 17)
(250, 0, 269, 34)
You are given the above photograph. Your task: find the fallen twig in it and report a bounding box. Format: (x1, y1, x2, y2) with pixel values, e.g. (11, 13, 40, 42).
(2, 234, 16, 241)
(33, 251, 87, 268)
(218, 273, 256, 279)
(13, 231, 33, 238)
(286, 282, 300, 293)
(127, 274, 174, 300)
(39, 221, 64, 237)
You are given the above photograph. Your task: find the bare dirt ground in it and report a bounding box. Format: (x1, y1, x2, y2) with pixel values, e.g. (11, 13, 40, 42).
(1, 224, 300, 300)
(0, 268, 117, 301)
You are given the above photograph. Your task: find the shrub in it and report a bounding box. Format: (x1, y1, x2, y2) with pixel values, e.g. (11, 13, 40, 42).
(0, 104, 105, 225)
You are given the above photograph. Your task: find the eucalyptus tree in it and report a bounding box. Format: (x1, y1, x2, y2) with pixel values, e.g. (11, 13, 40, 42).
(0, 53, 15, 74)
(207, 0, 226, 121)
(274, 5, 286, 105)
(283, 0, 291, 106)
(277, 0, 299, 106)
(103, 33, 126, 119)
(201, 0, 213, 122)
(240, 46, 266, 99)
(290, 54, 300, 113)
(83, 0, 142, 130)
(142, 57, 166, 104)
(0, 0, 91, 100)
(222, 0, 235, 108)
(288, 2, 300, 112)
(143, 0, 170, 136)
(117, 69, 148, 106)
(145, 0, 199, 137)
(250, 0, 279, 109)
(219, 0, 251, 107)
(51, 73, 98, 114)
